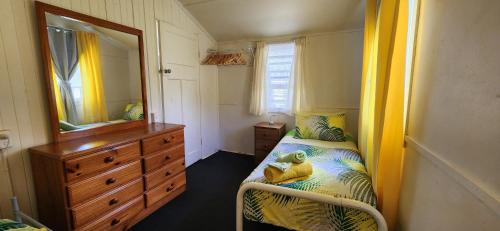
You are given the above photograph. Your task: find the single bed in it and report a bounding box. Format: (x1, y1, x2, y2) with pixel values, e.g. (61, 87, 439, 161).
(1, 197, 49, 231)
(237, 131, 386, 231)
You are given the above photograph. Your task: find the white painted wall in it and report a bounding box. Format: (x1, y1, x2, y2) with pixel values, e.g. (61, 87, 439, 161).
(398, 0, 500, 230)
(217, 30, 363, 154)
(0, 0, 218, 218)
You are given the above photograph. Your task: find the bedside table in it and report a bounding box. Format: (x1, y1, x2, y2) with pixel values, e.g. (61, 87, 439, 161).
(254, 122, 286, 164)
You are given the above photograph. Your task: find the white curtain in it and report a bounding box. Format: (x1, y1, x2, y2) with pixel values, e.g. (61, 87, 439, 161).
(249, 41, 268, 115)
(292, 38, 312, 113)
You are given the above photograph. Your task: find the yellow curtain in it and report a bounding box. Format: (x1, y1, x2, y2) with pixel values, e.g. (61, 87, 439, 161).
(358, 0, 409, 230)
(76, 31, 108, 124)
(50, 58, 67, 121)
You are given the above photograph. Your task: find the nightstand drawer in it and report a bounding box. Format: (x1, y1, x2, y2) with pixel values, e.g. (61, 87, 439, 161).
(255, 150, 269, 163)
(255, 139, 278, 151)
(255, 128, 280, 141)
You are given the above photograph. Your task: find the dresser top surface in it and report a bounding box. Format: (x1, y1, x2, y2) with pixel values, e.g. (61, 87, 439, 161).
(29, 123, 184, 160)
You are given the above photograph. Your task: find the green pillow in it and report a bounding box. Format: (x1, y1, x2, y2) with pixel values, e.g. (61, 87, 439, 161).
(59, 120, 80, 131)
(123, 103, 144, 120)
(294, 112, 346, 142)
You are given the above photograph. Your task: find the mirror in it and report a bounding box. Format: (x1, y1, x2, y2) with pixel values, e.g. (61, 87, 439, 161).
(36, 2, 148, 142)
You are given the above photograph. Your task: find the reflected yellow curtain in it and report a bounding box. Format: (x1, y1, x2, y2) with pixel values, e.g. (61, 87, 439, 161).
(76, 31, 108, 124)
(50, 58, 67, 121)
(358, 0, 409, 230)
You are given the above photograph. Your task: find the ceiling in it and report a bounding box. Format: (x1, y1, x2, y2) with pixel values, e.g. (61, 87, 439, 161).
(179, 0, 365, 41)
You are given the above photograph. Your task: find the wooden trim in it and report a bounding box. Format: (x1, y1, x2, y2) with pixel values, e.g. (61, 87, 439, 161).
(34, 1, 149, 142)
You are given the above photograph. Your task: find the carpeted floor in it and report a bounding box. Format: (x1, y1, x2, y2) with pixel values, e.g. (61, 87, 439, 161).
(131, 151, 290, 231)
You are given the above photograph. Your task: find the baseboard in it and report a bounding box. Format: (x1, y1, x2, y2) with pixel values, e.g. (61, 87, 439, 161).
(405, 136, 500, 216)
(219, 149, 254, 156)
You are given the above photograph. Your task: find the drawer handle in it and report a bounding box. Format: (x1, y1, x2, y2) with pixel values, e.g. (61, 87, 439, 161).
(106, 178, 117, 185)
(164, 155, 171, 161)
(165, 171, 172, 176)
(166, 183, 175, 192)
(111, 218, 121, 226)
(163, 138, 171, 144)
(109, 198, 119, 206)
(104, 156, 114, 163)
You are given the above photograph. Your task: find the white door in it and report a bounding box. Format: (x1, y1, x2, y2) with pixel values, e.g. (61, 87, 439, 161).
(158, 21, 202, 167)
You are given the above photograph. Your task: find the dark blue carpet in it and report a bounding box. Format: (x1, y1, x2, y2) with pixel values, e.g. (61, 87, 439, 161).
(130, 151, 289, 231)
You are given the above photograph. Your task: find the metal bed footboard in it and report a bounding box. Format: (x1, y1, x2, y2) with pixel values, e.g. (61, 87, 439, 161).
(236, 182, 387, 231)
(10, 197, 52, 231)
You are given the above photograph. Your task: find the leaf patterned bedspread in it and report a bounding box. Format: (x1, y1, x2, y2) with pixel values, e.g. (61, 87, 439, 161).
(0, 219, 43, 231)
(242, 134, 378, 231)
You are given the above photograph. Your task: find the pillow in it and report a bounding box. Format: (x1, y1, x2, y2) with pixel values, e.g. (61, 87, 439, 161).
(123, 102, 144, 120)
(294, 112, 346, 142)
(59, 120, 80, 131)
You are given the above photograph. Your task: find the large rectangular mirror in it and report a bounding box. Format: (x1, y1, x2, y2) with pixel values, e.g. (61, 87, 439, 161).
(36, 2, 148, 142)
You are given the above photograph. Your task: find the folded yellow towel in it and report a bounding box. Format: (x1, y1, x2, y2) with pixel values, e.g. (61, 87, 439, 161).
(264, 161, 313, 184)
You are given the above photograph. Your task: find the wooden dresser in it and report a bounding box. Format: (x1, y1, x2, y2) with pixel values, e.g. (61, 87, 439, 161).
(254, 122, 286, 164)
(29, 123, 186, 231)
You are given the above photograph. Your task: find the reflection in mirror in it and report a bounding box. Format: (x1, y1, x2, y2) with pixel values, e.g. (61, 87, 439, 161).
(45, 12, 144, 133)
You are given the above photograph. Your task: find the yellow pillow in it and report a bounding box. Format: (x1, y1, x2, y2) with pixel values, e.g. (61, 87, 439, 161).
(294, 112, 346, 142)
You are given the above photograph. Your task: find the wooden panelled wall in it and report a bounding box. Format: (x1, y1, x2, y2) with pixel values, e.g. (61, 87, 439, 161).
(0, 0, 216, 218)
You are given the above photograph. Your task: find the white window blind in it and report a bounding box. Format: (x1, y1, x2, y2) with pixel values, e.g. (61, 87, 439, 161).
(266, 42, 295, 113)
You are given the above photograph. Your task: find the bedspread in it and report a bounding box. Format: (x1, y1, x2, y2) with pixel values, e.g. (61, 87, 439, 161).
(242, 132, 378, 231)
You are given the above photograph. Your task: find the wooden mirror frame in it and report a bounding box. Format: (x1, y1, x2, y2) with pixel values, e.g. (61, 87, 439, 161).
(35, 1, 148, 142)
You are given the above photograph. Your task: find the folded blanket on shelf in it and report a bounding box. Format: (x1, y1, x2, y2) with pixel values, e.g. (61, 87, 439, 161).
(276, 150, 306, 164)
(264, 161, 313, 184)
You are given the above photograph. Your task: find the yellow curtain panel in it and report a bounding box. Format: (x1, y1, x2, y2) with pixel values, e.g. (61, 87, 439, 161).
(76, 31, 108, 124)
(358, 0, 410, 230)
(50, 58, 67, 121)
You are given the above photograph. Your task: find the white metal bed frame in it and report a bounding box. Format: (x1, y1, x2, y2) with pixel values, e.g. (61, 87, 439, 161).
(10, 197, 52, 231)
(236, 182, 387, 231)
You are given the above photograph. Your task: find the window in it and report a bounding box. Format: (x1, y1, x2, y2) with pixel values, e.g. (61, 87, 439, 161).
(265, 42, 295, 113)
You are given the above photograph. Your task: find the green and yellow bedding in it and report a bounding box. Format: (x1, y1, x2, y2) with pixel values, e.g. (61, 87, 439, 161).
(0, 219, 44, 231)
(242, 132, 378, 231)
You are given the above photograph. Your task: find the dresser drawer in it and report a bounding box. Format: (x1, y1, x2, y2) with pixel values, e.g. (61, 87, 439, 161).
(143, 144, 184, 172)
(142, 129, 184, 155)
(67, 161, 142, 206)
(64, 142, 141, 182)
(255, 128, 281, 141)
(76, 196, 144, 231)
(144, 158, 185, 190)
(146, 172, 186, 207)
(71, 178, 144, 228)
(255, 139, 278, 152)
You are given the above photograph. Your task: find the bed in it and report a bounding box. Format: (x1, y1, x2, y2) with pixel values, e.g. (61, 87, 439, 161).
(1, 197, 50, 231)
(237, 131, 387, 231)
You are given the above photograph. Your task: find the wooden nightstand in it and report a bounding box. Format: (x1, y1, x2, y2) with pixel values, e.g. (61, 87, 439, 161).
(254, 122, 286, 164)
